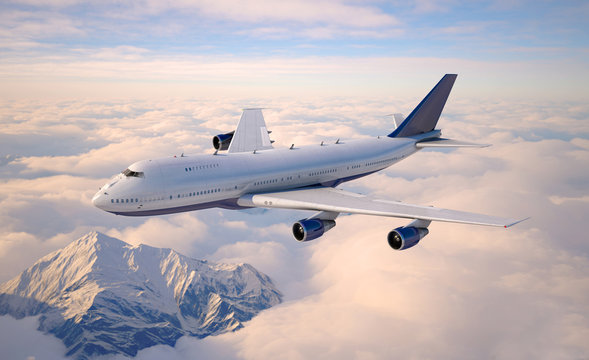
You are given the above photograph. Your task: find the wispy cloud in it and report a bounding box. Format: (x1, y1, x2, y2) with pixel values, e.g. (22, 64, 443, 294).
(2, 0, 585, 63)
(2, 0, 402, 46)
(438, 20, 499, 35)
(186, 0, 400, 28)
(0, 9, 85, 41)
(412, 0, 457, 13)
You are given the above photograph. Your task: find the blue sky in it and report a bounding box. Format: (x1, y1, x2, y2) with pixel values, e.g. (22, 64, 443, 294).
(1, 0, 587, 99)
(3, 0, 587, 59)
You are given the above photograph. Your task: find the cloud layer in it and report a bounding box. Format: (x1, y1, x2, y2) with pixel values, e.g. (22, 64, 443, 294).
(0, 93, 588, 359)
(2, 55, 587, 101)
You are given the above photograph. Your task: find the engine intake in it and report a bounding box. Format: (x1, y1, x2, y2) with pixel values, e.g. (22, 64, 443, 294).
(292, 219, 336, 242)
(213, 131, 235, 151)
(387, 226, 429, 250)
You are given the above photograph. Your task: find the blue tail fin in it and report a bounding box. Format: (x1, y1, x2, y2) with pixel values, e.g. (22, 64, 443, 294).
(388, 74, 457, 138)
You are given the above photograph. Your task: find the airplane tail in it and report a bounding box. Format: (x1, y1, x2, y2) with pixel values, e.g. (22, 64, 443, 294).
(388, 74, 457, 138)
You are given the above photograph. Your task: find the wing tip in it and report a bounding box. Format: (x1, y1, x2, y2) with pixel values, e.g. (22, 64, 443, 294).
(505, 217, 530, 228)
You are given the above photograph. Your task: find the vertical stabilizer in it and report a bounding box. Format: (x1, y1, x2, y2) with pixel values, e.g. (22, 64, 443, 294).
(228, 109, 274, 153)
(388, 74, 457, 138)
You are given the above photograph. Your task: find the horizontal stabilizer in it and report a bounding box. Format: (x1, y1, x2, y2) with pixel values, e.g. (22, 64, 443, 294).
(393, 113, 404, 129)
(416, 138, 490, 148)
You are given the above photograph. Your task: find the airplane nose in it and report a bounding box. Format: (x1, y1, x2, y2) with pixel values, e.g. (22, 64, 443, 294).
(92, 190, 105, 209)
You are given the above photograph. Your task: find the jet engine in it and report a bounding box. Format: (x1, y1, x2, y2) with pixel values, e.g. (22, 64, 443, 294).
(292, 218, 336, 242)
(387, 226, 429, 250)
(212, 131, 235, 151)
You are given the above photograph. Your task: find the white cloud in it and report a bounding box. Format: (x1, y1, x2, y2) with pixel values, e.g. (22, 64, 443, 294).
(133, 214, 589, 359)
(3, 0, 401, 44)
(549, 195, 589, 205)
(136, 204, 589, 359)
(0, 316, 68, 360)
(186, 0, 399, 28)
(106, 213, 210, 256)
(82, 45, 152, 61)
(1, 55, 587, 100)
(0, 9, 85, 39)
(0, 95, 588, 359)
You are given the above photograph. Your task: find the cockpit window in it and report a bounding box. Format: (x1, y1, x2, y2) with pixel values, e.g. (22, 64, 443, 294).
(122, 168, 144, 178)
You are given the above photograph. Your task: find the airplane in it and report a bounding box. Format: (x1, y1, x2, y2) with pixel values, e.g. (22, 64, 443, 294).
(92, 74, 526, 250)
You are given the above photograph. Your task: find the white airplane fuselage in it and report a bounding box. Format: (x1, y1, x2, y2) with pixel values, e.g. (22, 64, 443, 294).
(91, 75, 524, 250)
(92, 134, 428, 216)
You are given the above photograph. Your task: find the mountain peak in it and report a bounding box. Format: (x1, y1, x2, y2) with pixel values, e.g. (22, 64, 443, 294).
(0, 231, 281, 359)
(65, 230, 128, 254)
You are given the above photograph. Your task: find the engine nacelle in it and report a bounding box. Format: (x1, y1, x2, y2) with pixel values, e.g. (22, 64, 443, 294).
(387, 226, 429, 250)
(292, 219, 336, 242)
(212, 131, 235, 151)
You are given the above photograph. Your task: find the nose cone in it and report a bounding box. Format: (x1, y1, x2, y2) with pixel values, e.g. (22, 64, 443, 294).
(92, 190, 106, 210)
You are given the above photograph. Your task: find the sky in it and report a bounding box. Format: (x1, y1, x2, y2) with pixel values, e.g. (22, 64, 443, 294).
(1, 0, 588, 99)
(1, 1, 588, 359)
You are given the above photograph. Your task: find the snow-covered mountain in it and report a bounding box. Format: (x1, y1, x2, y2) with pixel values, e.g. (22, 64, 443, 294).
(0, 231, 282, 359)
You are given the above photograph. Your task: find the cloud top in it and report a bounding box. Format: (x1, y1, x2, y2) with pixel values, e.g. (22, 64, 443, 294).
(0, 95, 588, 359)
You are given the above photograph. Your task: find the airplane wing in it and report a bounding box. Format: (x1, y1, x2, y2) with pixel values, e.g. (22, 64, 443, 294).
(228, 108, 274, 153)
(237, 187, 525, 228)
